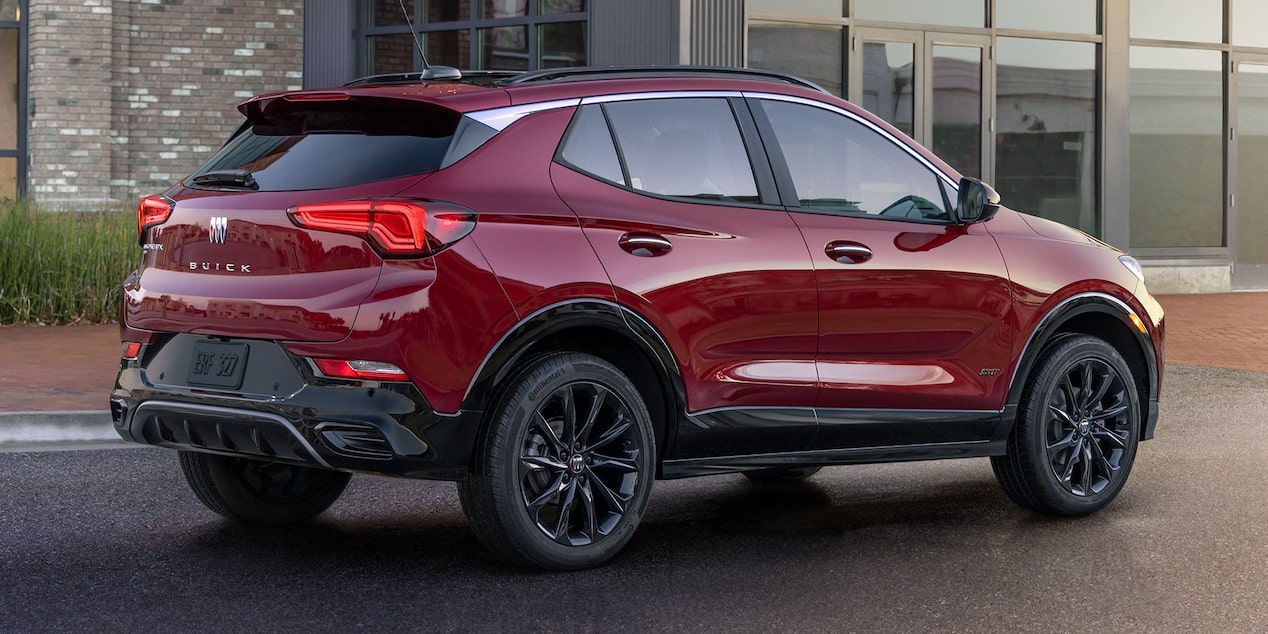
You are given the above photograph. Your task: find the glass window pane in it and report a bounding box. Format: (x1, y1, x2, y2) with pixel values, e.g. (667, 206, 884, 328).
(1131, 0, 1222, 43)
(1, 29, 16, 149)
(1129, 47, 1223, 248)
(369, 0, 414, 27)
(368, 34, 417, 74)
(540, 0, 585, 14)
(759, 100, 949, 221)
(426, 0, 465, 23)
(0, 157, 15, 199)
(997, 0, 1096, 34)
(1233, 0, 1268, 47)
(862, 41, 915, 138)
(1237, 64, 1268, 268)
(426, 30, 471, 68)
(995, 38, 1098, 235)
(0, 0, 18, 21)
(540, 21, 586, 69)
(560, 105, 624, 185)
(748, 0, 843, 17)
(747, 22, 843, 96)
(854, 0, 984, 28)
(932, 45, 981, 178)
(479, 25, 528, 70)
(481, 0, 528, 19)
(605, 98, 759, 202)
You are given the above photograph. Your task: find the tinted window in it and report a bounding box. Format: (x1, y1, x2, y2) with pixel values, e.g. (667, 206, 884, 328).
(604, 98, 760, 203)
(191, 106, 460, 192)
(759, 99, 950, 222)
(559, 104, 626, 185)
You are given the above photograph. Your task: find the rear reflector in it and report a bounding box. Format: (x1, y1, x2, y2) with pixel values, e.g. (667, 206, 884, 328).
(122, 342, 142, 360)
(289, 199, 476, 258)
(137, 195, 173, 244)
(312, 359, 409, 382)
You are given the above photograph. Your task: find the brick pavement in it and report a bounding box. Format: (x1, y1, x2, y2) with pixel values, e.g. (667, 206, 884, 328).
(0, 292, 1264, 413)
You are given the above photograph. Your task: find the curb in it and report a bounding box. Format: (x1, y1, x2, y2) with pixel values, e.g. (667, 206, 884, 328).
(0, 410, 119, 445)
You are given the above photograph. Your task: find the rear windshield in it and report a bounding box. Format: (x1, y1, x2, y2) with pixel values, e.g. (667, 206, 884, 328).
(189, 105, 462, 191)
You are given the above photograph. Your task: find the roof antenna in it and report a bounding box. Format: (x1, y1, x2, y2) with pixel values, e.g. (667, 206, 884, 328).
(398, 0, 461, 80)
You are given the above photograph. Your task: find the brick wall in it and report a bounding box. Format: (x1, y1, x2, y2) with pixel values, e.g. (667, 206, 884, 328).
(27, 0, 304, 208)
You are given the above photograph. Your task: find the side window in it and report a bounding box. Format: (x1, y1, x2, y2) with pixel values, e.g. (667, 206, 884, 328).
(604, 98, 760, 203)
(558, 105, 627, 186)
(758, 99, 951, 222)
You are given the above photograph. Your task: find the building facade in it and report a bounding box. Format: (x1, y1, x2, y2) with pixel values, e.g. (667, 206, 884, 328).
(2, 0, 1266, 292)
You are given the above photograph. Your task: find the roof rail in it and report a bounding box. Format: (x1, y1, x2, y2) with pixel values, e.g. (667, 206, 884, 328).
(500, 65, 829, 94)
(341, 69, 522, 87)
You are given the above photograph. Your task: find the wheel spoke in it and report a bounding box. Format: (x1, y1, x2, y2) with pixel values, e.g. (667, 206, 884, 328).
(585, 468, 628, 515)
(553, 478, 580, 541)
(525, 472, 565, 514)
(577, 477, 598, 544)
(589, 452, 640, 473)
(1084, 363, 1113, 409)
(560, 385, 579, 449)
(1078, 440, 1095, 493)
(530, 411, 566, 455)
(1058, 438, 1083, 486)
(1046, 431, 1078, 461)
(1048, 404, 1077, 427)
(584, 415, 632, 453)
(576, 389, 606, 449)
(1078, 363, 1096, 415)
(1089, 403, 1129, 423)
(1088, 436, 1116, 477)
(1091, 424, 1128, 449)
(1057, 375, 1080, 419)
(521, 454, 566, 473)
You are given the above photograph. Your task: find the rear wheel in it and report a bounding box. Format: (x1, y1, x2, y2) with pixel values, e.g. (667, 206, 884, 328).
(178, 451, 351, 525)
(459, 353, 655, 570)
(991, 335, 1140, 516)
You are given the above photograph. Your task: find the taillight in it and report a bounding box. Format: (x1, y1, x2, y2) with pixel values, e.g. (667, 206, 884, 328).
(288, 200, 476, 258)
(137, 195, 173, 244)
(312, 358, 409, 381)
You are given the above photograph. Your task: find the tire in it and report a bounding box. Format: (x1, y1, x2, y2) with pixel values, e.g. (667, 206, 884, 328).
(991, 335, 1140, 516)
(458, 353, 656, 571)
(178, 451, 351, 525)
(742, 466, 822, 482)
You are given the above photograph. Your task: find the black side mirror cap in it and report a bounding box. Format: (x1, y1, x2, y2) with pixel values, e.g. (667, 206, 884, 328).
(954, 177, 1001, 225)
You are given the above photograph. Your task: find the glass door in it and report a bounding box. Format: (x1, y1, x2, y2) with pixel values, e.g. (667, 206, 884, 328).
(1233, 58, 1268, 289)
(850, 30, 989, 179)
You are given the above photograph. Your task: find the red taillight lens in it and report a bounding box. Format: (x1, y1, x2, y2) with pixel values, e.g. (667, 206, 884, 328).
(288, 200, 476, 257)
(312, 358, 409, 381)
(137, 195, 172, 244)
(122, 342, 142, 360)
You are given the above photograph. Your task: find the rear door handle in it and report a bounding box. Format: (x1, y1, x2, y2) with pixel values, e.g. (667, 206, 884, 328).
(620, 232, 673, 257)
(825, 241, 873, 264)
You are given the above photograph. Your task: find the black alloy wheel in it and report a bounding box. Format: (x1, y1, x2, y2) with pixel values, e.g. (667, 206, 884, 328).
(178, 450, 351, 525)
(992, 335, 1140, 516)
(460, 353, 656, 570)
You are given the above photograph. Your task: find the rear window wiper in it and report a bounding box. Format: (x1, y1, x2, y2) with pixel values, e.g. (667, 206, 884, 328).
(190, 169, 259, 190)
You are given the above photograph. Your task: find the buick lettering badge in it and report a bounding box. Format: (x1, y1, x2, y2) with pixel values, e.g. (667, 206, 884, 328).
(209, 217, 228, 244)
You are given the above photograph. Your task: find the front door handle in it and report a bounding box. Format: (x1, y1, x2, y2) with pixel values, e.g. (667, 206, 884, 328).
(825, 241, 873, 264)
(620, 232, 673, 257)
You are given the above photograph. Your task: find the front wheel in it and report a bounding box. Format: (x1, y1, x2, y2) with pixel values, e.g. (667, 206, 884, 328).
(991, 335, 1140, 516)
(178, 451, 351, 525)
(459, 353, 656, 570)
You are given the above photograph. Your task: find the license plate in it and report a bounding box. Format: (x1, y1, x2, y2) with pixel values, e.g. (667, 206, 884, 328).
(188, 341, 249, 389)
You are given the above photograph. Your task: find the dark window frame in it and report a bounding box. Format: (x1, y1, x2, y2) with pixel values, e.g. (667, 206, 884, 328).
(0, 0, 27, 198)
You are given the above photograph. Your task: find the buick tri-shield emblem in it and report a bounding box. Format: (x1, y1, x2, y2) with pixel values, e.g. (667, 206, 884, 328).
(209, 217, 228, 244)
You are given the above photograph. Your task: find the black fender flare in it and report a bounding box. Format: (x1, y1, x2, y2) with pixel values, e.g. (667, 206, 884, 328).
(1004, 292, 1160, 438)
(460, 298, 687, 447)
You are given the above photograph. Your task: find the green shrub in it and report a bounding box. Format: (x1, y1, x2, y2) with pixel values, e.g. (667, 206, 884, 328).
(0, 200, 138, 325)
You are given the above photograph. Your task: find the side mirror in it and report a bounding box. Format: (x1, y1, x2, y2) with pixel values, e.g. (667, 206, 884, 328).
(954, 177, 1001, 224)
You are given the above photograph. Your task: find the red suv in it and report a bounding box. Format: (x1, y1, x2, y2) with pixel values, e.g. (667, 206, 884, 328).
(111, 66, 1164, 570)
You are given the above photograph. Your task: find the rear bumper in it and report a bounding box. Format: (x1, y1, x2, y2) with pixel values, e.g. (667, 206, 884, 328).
(110, 335, 482, 480)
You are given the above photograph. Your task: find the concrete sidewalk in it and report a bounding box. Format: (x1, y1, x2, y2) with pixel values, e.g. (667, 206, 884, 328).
(2, 292, 1266, 444)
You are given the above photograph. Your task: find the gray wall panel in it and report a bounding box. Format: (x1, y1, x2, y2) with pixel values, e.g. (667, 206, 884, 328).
(690, 0, 743, 66)
(304, 0, 358, 89)
(590, 0, 682, 66)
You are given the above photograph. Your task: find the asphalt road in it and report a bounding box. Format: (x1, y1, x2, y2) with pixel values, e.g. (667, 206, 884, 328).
(1, 365, 1265, 633)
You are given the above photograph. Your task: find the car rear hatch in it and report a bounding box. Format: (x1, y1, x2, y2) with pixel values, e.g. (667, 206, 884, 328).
(127, 91, 481, 342)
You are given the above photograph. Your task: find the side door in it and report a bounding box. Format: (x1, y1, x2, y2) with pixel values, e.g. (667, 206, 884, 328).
(749, 95, 1014, 450)
(549, 95, 821, 459)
